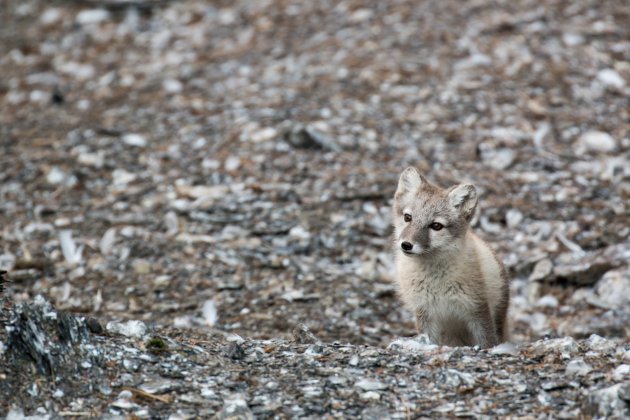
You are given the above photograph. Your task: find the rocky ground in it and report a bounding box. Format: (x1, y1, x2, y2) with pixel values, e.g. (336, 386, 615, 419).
(0, 0, 629, 417)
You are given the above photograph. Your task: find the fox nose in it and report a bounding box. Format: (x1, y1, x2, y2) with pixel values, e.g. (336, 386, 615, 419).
(401, 241, 413, 252)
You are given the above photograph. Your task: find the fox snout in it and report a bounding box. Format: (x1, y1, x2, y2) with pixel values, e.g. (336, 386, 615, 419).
(399, 240, 425, 255)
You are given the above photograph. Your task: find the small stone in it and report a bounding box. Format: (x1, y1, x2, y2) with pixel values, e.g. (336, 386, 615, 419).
(594, 270, 630, 309)
(85, 317, 104, 334)
(360, 391, 381, 401)
(531, 337, 579, 358)
(482, 148, 516, 170)
(112, 169, 137, 186)
(585, 334, 617, 353)
(41, 8, 62, 26)
(436, 369, 475, 389)
(285, 124, 341, 152)
(597, 69, 626, 89)
(100, 228, 117, 256)
(289, 225, 310, 240)
(576, 131, 617, 153)
(562, 32, 584, 46)
(202, 300, 218, 327)
(433, 403, 455, 413)
(612, 364, 630, 381)
(618, 383, 630, 402)
(132, 259, 151, 275)
(327, 375, 348, 386)
(77, 152, 104, 168)
(490, 342, 518, 356)
(291, 323, 320, 344)
(250, 127, 277, 143)
(163, 79, 183, 93)
(505, 209, 524, 229)
(566, 358, 592, 377)
(388, 335, 438, 353)
(122, 133, 147, 148)
(224, 156, 241, 171)
(106, 320, 148, 339)
(139, 378, 182, 394)
(536, 295, 559, 308)
(224, 342, 245, 360)
(215, 394, 254, 420)
(47, 166, 72, 186)
(76, 9, 110, 25)
(301, 385, 323, 398)
(529, 259, 553, 282)
(355, 379, 388, 391)
(176, 184, 230, 200)
(585, 384, 630, 418)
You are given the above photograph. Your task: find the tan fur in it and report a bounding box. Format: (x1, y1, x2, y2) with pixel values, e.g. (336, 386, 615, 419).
(392, 167, 510, 347)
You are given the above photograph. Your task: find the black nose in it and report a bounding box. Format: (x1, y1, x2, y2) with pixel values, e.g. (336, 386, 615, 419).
(401, 242, 413, 251)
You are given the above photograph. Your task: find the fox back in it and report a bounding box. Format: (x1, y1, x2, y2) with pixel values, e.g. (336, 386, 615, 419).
(392, 167, 509, 347)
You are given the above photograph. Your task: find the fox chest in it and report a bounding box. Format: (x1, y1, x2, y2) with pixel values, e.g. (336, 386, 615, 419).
(396, 261, 477, 314)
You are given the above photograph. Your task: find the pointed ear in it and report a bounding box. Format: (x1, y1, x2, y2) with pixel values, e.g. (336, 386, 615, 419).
(396, 167, 423, 197)
(448, 184, 478, 222)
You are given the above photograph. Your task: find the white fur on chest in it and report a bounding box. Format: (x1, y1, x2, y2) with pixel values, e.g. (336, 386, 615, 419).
(395, 252, 478, 318)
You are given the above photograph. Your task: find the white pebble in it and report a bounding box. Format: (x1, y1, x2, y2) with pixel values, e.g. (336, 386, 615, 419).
(100, 228, 117, 255)
(505, 209, 524, 228)
(202, 300, 218, 327)
(250, 127, 277, 143)
(41, 8, 62, 26)
(59, 230, 83, 265)
(47, 166, 67, 185)
(106, 320, 148, 339)
(76, 9, 110, 25)
(536, 295, 559, 308)
(224, 156, 241, 171)
(163, 79, 183, 93)
(576, 131, 617, 153)
(597, 69, 626, 89)
(122, 133, 147, 148)
(355, 379, 388, 391)
(111, 169, 137, 186)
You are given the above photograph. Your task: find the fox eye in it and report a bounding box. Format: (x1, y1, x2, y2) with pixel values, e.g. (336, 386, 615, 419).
(403, 213, 412, 222)
(429, 222, 444, 231)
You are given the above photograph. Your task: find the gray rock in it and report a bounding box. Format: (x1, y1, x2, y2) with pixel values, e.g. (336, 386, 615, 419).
(595, 270, 630, 309)
(106, 320, 149, 339)
(354, 378, 388, 391)
(291, 323, 320, 344)
(565, 358, 592, 377)
(584, 384, 630, 418)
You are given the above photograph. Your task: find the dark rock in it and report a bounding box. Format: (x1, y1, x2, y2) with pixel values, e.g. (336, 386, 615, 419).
(0, 270, 6, 294)
(285, 124, 341, 152)
(224, 342, 246, 360)
(5, 298, 92, 376)
(86, 317, 104, 334)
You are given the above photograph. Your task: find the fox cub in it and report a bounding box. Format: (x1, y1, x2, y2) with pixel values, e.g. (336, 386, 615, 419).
(392, 167, 509, 347)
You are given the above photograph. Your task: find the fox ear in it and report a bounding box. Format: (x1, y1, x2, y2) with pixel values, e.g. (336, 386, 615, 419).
(448, 184, 478, 222)
(396, 167, 423, 197)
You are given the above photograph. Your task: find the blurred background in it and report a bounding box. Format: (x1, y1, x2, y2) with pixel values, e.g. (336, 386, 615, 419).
(0, 0, 628, 346)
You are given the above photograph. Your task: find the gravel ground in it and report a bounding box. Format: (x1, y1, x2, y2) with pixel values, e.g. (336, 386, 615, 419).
(0, 0, 629, 417)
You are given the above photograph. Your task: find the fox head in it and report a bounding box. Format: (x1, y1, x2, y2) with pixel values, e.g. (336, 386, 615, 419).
(393, 167, 478, 256)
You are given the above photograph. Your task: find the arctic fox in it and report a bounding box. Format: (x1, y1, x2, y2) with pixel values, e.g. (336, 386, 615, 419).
(392, 167, 509, 347)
